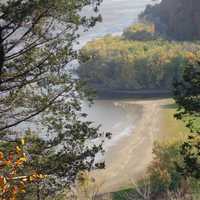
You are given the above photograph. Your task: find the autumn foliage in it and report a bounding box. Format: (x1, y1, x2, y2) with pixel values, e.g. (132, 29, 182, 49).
(0, 139, 46, 200)
(79, 25, 200, 91)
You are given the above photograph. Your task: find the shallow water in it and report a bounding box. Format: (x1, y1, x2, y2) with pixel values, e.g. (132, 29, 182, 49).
(78, 0, 156, 47)
(80, 0, 155, 149)
(83, 100, 142, 150)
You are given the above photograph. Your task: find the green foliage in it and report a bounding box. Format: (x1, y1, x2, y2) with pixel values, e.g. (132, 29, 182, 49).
(174, 61, 200, 180)
(148, 140, 184, 193)
(148, 96, 200, 198)
(123, 23, 157, 41)
(140, 0, 200, 41)
(0, 0, 109, 199)
(113, 139, 199, 200)
(113, 99, 200, 200)
(78, 31, 200, 90)
(113, 188, 136, 200)
(147, 137, 200, 199)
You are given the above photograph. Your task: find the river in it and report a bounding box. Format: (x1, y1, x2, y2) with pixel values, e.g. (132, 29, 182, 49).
(83, 100, 142, 151)
(80, 0, 156, 151)
(79, 0, 157, 46)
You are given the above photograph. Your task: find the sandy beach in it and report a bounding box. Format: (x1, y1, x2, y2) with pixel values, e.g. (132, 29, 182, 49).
(90, 98, 171, 194)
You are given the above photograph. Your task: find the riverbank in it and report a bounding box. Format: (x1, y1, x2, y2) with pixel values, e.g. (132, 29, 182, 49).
(95, 89, 172, 99)
(90, 98, 172, 194)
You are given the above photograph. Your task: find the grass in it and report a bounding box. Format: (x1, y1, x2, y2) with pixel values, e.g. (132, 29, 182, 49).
(112, 99, 200, 200)
(112, 99, 191, 200)
(159, 99, 189, 140)
(112, 189, 136, 200)
(160, 100, 200, 200)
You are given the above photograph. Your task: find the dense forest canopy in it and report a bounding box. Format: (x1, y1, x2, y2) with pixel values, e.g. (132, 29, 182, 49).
(122, 23, 156, 41)
(78, 23, 200, 91)
(140, 0, 200, 40)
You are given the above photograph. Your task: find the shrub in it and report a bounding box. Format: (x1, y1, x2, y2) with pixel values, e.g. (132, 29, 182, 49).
(148, 140, 184, 194)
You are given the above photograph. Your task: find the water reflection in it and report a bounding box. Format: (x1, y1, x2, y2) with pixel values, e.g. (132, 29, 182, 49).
(83, 100, 142, 149)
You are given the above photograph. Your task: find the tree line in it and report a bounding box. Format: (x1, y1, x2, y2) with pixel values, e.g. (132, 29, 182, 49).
(78, 23, 200, 91)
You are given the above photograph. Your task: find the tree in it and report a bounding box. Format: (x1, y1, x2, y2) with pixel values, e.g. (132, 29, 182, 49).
(0, 139, 46, 200)
(78, 32, 193, 91)
(173, 61, 200, 179)
(0, 0, 109, 198)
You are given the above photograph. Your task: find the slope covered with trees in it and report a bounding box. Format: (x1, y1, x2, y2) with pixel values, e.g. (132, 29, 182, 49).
(78, 23, 200, 92)
(140, 0, 200, 40)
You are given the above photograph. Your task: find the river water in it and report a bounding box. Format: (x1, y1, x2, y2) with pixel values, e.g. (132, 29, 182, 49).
(83, 100, 142, 151)
(80, 0, 156, 151)
(79, 0, 156, 46)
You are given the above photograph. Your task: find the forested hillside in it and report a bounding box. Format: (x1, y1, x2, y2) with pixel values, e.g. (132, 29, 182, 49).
(140, 0, 200, 40)
(78, 23, 200, 91)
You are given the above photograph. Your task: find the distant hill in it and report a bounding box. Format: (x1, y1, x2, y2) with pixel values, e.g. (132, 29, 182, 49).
(140, 0, 200, 41)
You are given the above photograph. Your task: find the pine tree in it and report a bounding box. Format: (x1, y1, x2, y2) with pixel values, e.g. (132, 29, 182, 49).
(0, 0, 109, 198)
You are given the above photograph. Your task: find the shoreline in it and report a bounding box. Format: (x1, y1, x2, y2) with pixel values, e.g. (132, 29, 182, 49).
(90, 98, 172, 194)
(95, 89, 172, 100)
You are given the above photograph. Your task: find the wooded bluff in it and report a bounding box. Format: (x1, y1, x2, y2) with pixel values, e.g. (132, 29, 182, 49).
(78, 23, 200, 92)
(140, 0, 200, 40)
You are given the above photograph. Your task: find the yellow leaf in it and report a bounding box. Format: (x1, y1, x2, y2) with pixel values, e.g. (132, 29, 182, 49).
(16, 146, 21, 154)
(18, 157, 27, 164)
(29, 176, 33, 181)
(19, 157, 27, 162)
(0, 176, 6, 188)
(20, 189, 26, 193)
(39, 174, 45, 179)
(21, 138, 25, 145)
(15, 156, 27, 166)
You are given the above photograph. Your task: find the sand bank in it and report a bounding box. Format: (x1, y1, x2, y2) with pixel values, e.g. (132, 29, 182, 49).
(90, 98, 171, 194)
